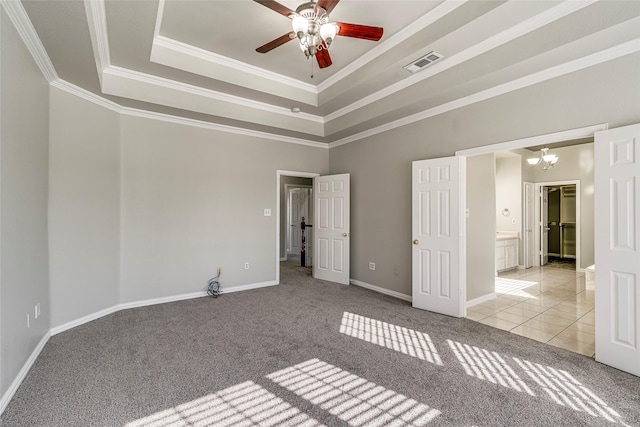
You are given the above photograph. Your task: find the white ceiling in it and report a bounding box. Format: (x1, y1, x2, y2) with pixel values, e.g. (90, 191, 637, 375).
(17, 0, 640, 145)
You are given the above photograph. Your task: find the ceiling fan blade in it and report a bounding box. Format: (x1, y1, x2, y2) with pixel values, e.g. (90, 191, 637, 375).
(315, 46, 332, 68)
(256, 32, 296, 53)
(253, 0, 295, 18)
(315, 0, 341, 14)
(335, 22, 383, 41)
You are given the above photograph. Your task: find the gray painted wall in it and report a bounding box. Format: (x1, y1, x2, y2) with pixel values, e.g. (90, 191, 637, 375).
(280, 176, 313, 260)
(330, 54, 640, 297)
(466, 154, 496, 302)
(48, 87, 120, 328)
(119, 116, 328, 303)
(0, 10, 50, 396)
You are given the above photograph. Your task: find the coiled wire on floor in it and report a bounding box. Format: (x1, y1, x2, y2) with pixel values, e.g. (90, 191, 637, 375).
(208, 274, 222, 298)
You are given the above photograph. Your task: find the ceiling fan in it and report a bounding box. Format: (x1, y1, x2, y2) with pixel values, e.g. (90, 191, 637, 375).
(254, 0, 384, 70)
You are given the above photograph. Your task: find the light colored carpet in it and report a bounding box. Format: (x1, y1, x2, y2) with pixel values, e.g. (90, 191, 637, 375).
(2, 261, 638, 426)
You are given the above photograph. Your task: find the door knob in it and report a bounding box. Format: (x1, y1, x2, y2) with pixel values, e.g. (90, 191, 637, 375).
(413, 239, 419, 245)
(342, 233, 349, 237)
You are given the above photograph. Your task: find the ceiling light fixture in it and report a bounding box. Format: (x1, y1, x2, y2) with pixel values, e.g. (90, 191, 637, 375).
(291, 2, 337, 60)
(527, 147, 558, 171)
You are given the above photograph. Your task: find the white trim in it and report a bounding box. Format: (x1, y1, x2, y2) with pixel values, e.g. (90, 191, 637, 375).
(51, 79, 121, 113)
(0, 0, 58, 82)
(50, 79, 329, 149)
(317, 0, 467, 93)
(121, 108, 328, 149)
(350, 279, 412, 303)
(466, 293, 497, 308)
(534, 180, 581, 270)
(276, 170, 320, 285)
(102, 66, 324, 123)
(153, 35, 317, 96)
(117, 291, 208, 312)
(280, 257, 287, 262)
(324, 0, 596, 123)
(456, 124, 608, 157)
(329, 41, 638, 149)
(0, 331, 51, 415)
(84, 0, 110, 87)
(224, 280, 278, 294)
(50, 305, 120, 336)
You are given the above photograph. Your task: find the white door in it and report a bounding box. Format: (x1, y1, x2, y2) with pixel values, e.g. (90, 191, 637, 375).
(524, 182, 535, 268)
(288, 188, 309, 256)
(412, 156, 466, 317)
(313, 174, 350, 285)
(540, 186, 549, 265)
(594, 123, 640, 376)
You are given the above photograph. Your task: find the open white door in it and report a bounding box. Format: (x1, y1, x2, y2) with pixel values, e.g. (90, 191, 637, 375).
(524, 182, 535, 268)
(288, 188, 309, 256)
(540, 186, 549, 265)
(412, 156, 466, 317)
(313, 174, 350, 285)
(594, 123, 640, 376)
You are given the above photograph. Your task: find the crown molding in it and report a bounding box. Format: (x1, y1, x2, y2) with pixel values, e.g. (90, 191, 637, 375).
(51, 79, 121, 112)
(151, 36, 318, 106)
(50, 78, 328, 149)
(317, 0, 468, 93)
(329, 39, 640, 149)
(0, 0, 58, 82)
(84, 0, 111, 87)
(121, 108, 328, 149)
(324, 0, 597, 123)
(103, 65, 324, 124)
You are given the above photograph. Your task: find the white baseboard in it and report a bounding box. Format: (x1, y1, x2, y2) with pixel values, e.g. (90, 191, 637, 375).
(350, 279, 412, 302)
(50, 305, 120, 336)
(466, 293, 497, 308)
(280, 257, 287, 261)
(2, 279, 280, 417)
(0, 331, 51, 415)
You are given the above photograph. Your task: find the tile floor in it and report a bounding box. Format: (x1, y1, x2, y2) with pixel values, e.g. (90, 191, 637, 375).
(467, 264, 595, 357)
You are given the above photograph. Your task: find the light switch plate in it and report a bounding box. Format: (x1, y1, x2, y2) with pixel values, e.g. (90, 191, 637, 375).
(264, 209, 271, 216)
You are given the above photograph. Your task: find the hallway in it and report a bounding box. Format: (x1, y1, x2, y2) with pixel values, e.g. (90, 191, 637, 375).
(467, 266, 594, 357)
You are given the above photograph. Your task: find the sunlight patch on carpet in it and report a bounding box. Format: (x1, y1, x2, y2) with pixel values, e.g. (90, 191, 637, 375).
(513, 358, 629, 425)
(267, 358, 440, 426)
(339, 312, 442, 364)
(125, 381, 324, 427)
(447, 340, 535, 395)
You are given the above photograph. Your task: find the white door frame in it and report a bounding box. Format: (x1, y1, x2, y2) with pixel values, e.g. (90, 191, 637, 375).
(534, 181, 581, 269)
(523, 182, 535, 268)
(276, 170, 320, 285)
(285, 184, 312, 259)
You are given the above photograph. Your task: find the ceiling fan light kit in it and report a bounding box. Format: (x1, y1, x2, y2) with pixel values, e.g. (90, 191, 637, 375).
(254, 0, 383, 70)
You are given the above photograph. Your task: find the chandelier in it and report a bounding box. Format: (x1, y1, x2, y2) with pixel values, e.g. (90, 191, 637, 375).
(291, 2, 338, 59)
(527, 147, 558, 171)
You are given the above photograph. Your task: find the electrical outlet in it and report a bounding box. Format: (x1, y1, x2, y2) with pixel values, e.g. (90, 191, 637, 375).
(264, 208, 272, 216)
(244, 262, 250, 270)
(369, 262, 375, 271)
(27, 314, 30, 328)
(394, 265, 399, 275)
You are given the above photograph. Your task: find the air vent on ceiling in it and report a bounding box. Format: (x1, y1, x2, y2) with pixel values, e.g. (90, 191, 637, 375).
(403, 51, 443, 73)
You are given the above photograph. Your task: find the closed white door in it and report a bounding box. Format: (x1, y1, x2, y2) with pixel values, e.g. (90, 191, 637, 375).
(524, 182, 535, 268)
(412, 156, 466, 317)
(540, 186, 549, 265)
(288, 188, 309, 256)
(594, 123, 640, 376)
(313, 174, 350, 285)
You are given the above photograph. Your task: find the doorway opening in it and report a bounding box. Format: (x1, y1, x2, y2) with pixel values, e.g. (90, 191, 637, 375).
(456, 125, 601, 357)
(537, 183, 579, 270)
(276, 171, 319, 285)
